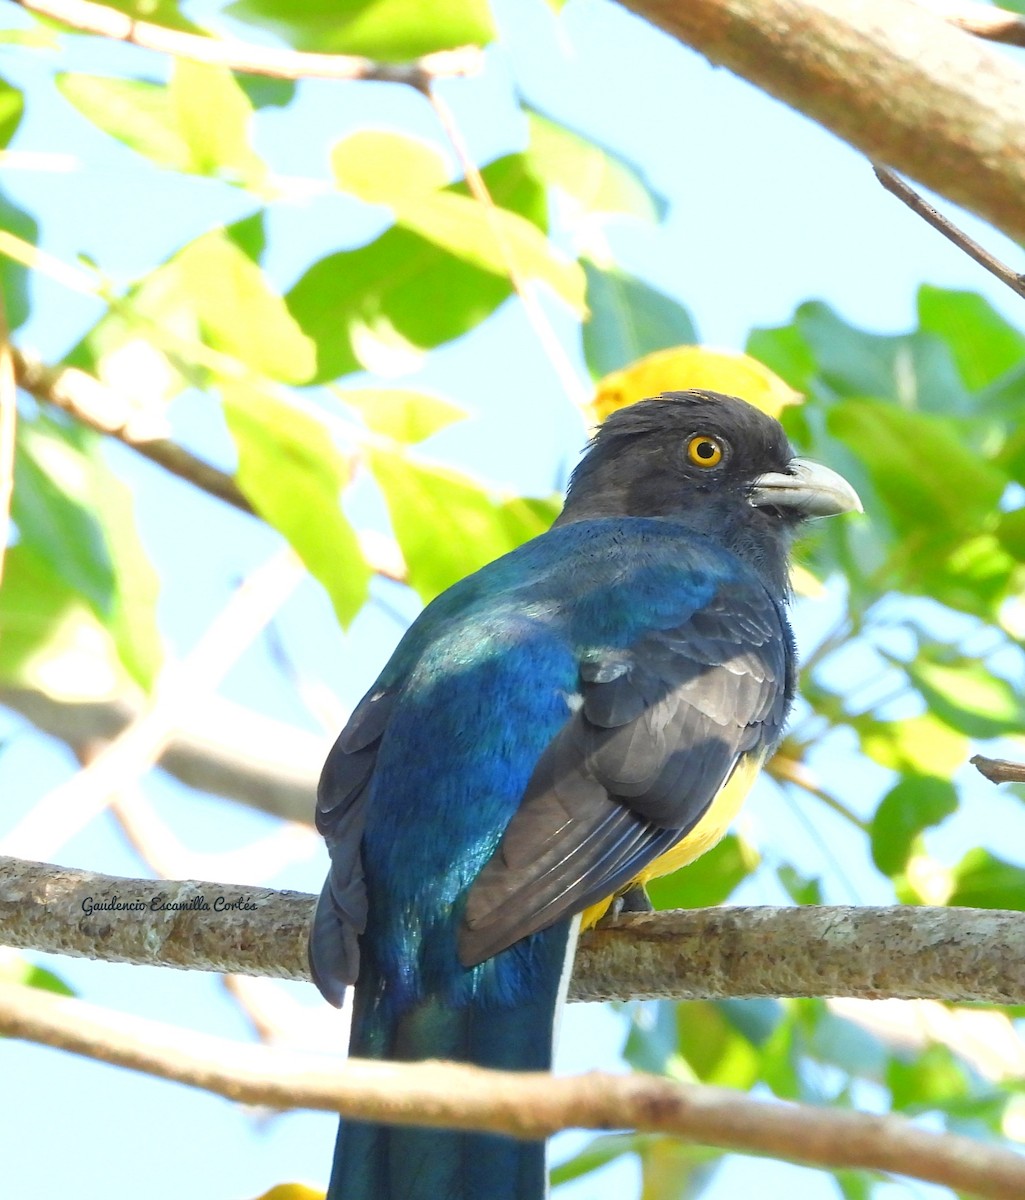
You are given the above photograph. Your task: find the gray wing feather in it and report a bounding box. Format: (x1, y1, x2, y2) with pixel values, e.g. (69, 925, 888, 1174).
(460, 584, 790, 966)
(308, 687, 395, 1006)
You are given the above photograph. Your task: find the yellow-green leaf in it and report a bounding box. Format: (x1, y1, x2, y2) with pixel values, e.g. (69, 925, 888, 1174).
(169, 60, 268, 189)
(394, 190, 586, 315)
(590, 346, 802, 425)
(177, 233, 316, 383)
(223, 384, 370, 626)
(339, 388, 466, 444)
(331, 130, 450, 205)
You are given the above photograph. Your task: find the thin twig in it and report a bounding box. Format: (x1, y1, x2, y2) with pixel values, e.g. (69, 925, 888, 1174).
(13, 0, 484, 86)
(971, 755, 1025, 785)
(873, 165, 1025, 300)
(2, 981, 1024, 1200)
(0, 549, 305, 860)
(913, 0, 1025, 47)
(0, 288, 14, 587)
(425, 87, 590, 411)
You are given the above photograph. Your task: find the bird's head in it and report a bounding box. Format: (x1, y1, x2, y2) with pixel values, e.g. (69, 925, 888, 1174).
(558, 390, 861, 593)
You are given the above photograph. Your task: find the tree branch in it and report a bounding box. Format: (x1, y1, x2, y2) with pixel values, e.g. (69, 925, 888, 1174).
(1, 550, 304, 860)
(13, 0, 483, 87)
(971, 754, 1025, 785)
(4, 855, 1025, 1005)
(0, 686, 322, 823)
(914, 0, 1025, 47)
(873, 165, 1025, 299)
(618, 0, 1025, 245)
(13, 348, 409, 582)
(2, 981, 1024, 1199)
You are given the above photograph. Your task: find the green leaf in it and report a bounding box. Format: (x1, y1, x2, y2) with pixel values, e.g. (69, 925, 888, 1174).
(855, 713, 967, 777)
(98, 0, 202, 33)
(899, 651, 1025, 739)
(793, 301, 971, 416)
(525, 108, 666, 222)
(0, 76, 24, 149)
(235, 75, 296, 110)
(369, 449, 558, 602)
(393, 189, 585, 314)
(917, 286, 1025, 392)
(177, 231, 317, 383)
(13, 416, 115, 615)
(287, 154, 548, 383)
(745, 322, 818, 396)
(0, 954, 75, 995)
(339, 389, 466, 443)
(887, 1043, 971, 1111)
(672, 1000, 761, 1088)
(948, 848, 1025, 910)
(330, 133, 582, 314)
(550, 1132, 645, 1187)
(57, 66, 268, 188)
(581, 261, 697, 378)
(996, 508, 1025, 562)
(222, 384, 371, 626)
(776, 863, 823, 906)
(827, 399, 1006, 543)
(169, 60, 267, 189)
(0, 546, 130, 698)
(870, 775, 958, 876)
(56, 74, 192, 171)
(645, 834, 757, 910)
(331, 130, 450, 204)
(222, 0, 496, 58)
(12, 414, 162, 689)
(0, 187, 37, 331)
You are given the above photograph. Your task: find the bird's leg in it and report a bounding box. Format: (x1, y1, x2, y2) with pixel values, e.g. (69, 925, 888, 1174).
(600, 884, 653, 924)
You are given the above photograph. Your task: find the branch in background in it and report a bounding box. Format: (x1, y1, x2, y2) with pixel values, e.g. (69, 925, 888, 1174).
(13, 349, 409, 582)
(14, 349, 253, 514)
(13, 0, 484, 87)
(620, 0, 1025, 245)
(0, 686, 321, 823)
(971, 754, 1025, 785)
(5, 855, 1025, 1005)
(914, 0, 1025, 46)
(2, 982, 1024, 1199)
(0, 550, 304, 860)
(873, 166, 1025, 300)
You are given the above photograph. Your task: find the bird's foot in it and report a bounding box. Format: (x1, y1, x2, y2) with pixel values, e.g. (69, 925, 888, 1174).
(599, 884, 653, 925)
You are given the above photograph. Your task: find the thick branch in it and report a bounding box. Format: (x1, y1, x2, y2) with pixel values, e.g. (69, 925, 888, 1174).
(619, 0, 1025, 245)
(4, 856, 1025, 1004)
(2, 982, 1023, 1199)
(13, 0, 483, 87)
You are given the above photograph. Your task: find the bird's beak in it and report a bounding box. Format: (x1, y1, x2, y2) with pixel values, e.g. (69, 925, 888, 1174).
(749, 457, 863, 517)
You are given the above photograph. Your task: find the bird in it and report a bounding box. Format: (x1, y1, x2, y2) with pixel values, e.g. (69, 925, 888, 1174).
(309, 390, 861, 1200)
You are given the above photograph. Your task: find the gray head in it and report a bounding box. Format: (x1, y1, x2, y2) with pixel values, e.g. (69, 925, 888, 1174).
(558, 390, 861, 594)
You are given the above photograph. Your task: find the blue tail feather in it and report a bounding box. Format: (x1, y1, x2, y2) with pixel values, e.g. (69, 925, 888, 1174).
(327, 921, 572, 1200)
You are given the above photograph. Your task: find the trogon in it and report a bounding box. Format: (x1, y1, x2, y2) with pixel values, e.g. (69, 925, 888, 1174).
(309, 390, 861, 1200)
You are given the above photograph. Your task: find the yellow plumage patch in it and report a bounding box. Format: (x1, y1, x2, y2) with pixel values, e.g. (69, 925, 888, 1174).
(580, 750, 765, 929)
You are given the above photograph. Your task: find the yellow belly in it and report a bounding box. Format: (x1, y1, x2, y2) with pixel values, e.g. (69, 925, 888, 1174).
(579, 750, 764, 929)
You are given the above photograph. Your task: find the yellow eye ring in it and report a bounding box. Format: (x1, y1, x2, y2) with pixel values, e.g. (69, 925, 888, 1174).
(686, 434, 724, 468)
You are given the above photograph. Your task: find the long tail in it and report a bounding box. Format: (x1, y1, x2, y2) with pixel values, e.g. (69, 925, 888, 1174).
(326, 920, 574, 1200)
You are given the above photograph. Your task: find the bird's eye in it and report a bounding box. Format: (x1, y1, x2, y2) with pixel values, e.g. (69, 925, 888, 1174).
(685, 434, 724, 468)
